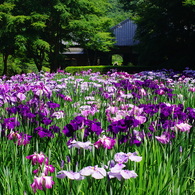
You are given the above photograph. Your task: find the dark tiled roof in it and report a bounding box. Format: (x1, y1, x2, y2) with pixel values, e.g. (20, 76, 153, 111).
(111, 19, 138, 46)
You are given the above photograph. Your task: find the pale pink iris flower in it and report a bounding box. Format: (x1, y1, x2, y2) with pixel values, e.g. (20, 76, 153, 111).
(108, 163, 138, 181)
(114, 152, 129, 164)
(114, 152, 142, 163)
(57, 170, 84, 180)
(155, 134, 170, 144)
(51, 111, 65, 119)
(68, 140, 93, 150)
(127, 152, 143, 162)
(173, 123, 192, 132)
(79, 165, 107, 179)
(16, 92, 26, 101)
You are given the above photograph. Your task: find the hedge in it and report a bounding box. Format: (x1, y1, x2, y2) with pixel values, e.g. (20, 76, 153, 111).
(64, 65, 154, 74)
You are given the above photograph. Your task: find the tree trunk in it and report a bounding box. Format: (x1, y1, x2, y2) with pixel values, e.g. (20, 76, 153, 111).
(33, 49, 45, 72)
(2, 53, 9, 75)
(50, 46, 60, 73)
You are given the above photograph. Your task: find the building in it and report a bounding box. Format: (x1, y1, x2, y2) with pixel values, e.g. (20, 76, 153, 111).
(61, 19, 138, 66)
(110, 18, 138, 65)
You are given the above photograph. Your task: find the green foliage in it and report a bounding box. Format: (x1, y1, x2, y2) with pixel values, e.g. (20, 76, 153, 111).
(184, 0, 195, 5)
(124, 0, 195, 68)
(65, 65, 152, 74)
(107, 0, 132, 25)
(0, 54, 39, 75)
(112, 54, 123, 65)
(0, 0, 115, 74)
(42, 66, 50, 72)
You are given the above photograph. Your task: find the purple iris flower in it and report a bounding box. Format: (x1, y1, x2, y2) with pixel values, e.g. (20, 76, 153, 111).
(41, 117, 53, 125)
(186, 107, 195, 123)
(86, 121, 103, 136)
(57, 93, 65, 99)
(119, 135, 130, 144)
(38, 111, 48, 118)
(108, 117, 133, 134)
(34, 127, 54, 138)
(6, 106, 19, 114)
(62, 123, 79, 137)
(139, 104, 159, 116)
(17, 132, 32, 145)
(63, 116, 102, 138)
(3, 117, 20, 130)
(47, 101, 60, 109)
(149, 121, 157, 132)
(130, 130, 145, 146)
(49, 125, 60, 133)
(161, 120, 176, 130)
(25, 112, 36, 119)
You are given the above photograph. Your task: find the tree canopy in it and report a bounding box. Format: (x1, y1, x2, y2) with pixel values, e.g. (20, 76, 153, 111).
(107, 0, 132, 25)
(120, 0, 195, 68)
(0, 0, 114, 74)
(1, 0, 194, 73)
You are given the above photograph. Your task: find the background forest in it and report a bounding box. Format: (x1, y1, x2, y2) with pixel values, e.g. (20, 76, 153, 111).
(0, 0, 195, 75)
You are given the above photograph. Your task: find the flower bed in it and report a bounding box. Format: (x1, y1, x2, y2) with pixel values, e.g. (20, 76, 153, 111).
(0, 68, 194, 194)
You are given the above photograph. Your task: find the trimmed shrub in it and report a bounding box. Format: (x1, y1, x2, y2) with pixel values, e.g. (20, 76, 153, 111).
(65, 65, 153, 74)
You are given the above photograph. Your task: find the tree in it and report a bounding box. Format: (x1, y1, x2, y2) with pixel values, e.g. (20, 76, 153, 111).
(0, 1, 49, 74)
(119, 0, 195, 68)
(0, 2, 16, 75)
(42, 0, 114, 71)
(0, 0, 114, 73)
(106, 0, 132, 25)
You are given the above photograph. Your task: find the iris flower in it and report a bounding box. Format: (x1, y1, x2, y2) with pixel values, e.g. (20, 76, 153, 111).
(57, 170, 84, 180)
(114, 152, 129, 164)
(80, 165, 106, 179)
(30, 174, 54, 193)
(173, 123, 192, 132)
(94, 135, 116, 149)
(68, 140, 92, 150)
(26, 152, 49, 165)
(108, 163, 138, 181)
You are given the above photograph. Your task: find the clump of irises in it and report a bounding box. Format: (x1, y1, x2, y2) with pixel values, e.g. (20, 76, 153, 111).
(26, 152, 55, 193)
(57, 151, 142, 181)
